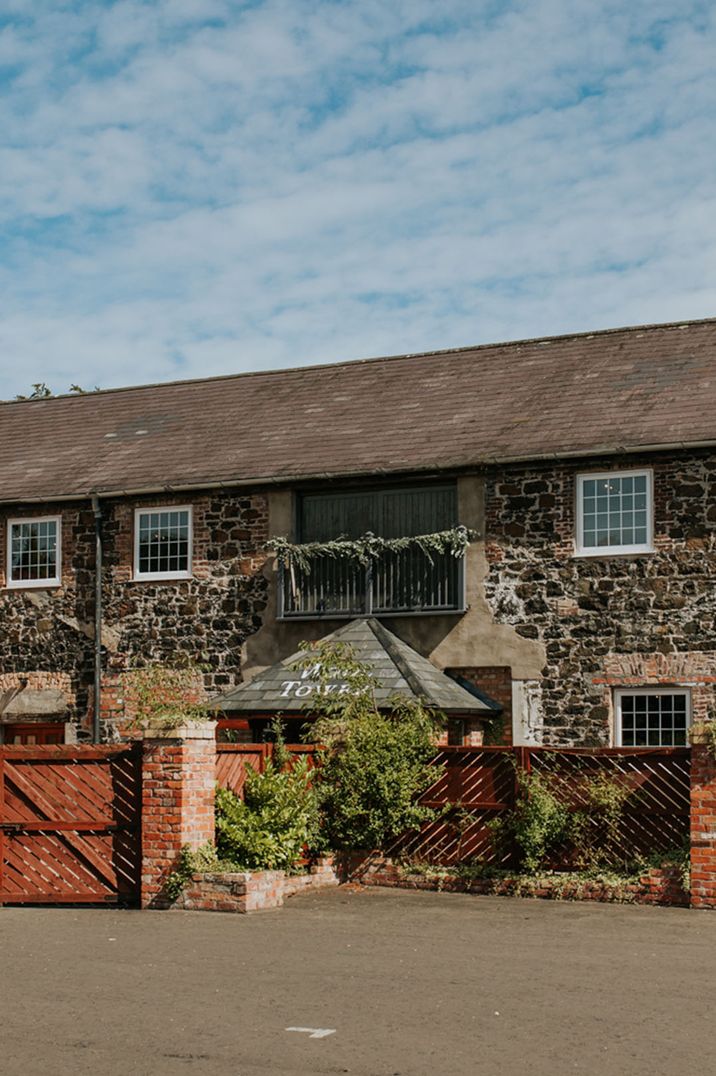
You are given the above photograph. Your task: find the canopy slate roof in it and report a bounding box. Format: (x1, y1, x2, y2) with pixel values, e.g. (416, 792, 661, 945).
(213, 618, 498, 716)
(2, 317, 716, 504)
(0, 687, 68, 717)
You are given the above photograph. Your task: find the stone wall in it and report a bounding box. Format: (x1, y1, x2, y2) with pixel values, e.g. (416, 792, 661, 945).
(0, 491, 269, 739)
(485, 450, 716, 745)
(4, 448, 716, 746)
(0, 502, 96, 733)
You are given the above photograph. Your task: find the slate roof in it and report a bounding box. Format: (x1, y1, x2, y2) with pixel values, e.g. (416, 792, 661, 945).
(3, 317, 716, 504)
(212, 619, 498, 716)
(0, 688, 68, 717)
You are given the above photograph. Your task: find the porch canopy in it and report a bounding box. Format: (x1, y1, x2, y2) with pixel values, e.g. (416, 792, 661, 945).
(212, 618, 499, 718)
(0, 687, 68, 720)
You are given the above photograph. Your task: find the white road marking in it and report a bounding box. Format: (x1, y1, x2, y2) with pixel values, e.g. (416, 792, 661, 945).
(286, 1027, 336, 1039)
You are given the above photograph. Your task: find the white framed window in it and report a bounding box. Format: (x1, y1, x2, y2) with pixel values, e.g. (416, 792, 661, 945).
(615, 688, 690, 747)
(6, 516, 62, 588)
(576, 469, 653, 555)
(134, 507, 192, 580)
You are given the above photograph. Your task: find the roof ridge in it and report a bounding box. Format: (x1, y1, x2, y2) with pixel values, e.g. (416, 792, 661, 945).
(368, 619, 426, 699)
(3, 315, 714, 409)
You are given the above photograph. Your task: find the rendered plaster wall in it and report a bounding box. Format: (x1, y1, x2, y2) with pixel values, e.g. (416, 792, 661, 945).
(241, 476, 546, 683)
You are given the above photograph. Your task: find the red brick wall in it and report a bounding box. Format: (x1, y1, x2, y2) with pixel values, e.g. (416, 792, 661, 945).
(337, 853, 688, 906)
(141, 725, 216, 908)
(448, 666, 513, 745)
(174, 860, 339, 913)
(690, 740, 716, 909)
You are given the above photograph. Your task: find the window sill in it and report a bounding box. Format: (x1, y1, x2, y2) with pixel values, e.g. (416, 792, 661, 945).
(573, 547, 655, 559)
(6, 579, 61, 590)
(131, 572, 193, 583)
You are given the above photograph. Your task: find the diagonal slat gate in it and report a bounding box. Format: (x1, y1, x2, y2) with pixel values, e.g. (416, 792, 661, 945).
(0, 744, 142, 905)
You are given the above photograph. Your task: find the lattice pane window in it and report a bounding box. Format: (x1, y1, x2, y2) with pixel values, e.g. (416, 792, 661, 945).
(134, 508, 192, 579)
(616, 690, 690, 747)
(8, 517, 61, 586)
(577, 470, 652, 554)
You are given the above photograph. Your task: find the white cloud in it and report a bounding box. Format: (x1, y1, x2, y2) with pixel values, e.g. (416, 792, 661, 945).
(0, 0, 714, 397)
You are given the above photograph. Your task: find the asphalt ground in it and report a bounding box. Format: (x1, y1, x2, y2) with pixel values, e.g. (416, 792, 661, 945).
(1, 886, 714, 1076)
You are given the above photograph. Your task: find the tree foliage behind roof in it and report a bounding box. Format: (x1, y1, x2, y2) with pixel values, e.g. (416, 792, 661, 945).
(14, 382, 98, 400)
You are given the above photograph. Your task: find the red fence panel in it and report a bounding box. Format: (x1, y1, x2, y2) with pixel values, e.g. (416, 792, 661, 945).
(388, 747, 516, 866)
(0, 744, 142, 905)
(526, 746, 691, 867)
(215, 742, 691, 870)
(216, 744, 316, 797)
(390, 745, 691, 868)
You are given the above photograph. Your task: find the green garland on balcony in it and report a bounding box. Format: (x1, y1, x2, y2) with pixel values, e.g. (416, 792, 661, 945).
(265, 525, 474, 573)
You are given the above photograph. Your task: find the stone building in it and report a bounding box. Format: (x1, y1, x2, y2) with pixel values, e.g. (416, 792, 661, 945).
(1, 316, 715, 748)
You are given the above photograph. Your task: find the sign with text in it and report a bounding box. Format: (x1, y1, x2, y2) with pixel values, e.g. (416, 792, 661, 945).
(279, 662, 352, 699)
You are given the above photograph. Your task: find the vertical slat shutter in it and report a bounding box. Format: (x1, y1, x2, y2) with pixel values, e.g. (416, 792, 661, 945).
(300, 484, 457, 541)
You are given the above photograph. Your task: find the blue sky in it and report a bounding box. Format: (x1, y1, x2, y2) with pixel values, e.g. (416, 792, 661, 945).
(0, 0, 714, 397)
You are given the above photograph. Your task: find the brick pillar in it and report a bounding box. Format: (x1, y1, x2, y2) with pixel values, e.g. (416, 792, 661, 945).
(141, 721, 216, 908)
(690, 738, 716, 909)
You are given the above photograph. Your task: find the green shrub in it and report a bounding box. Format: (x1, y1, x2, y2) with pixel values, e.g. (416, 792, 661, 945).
(568, 770, 630, 871)
(215, 754, 320, 871)
(489, 770, 571, 873)
(122, 661, 211, 730)
(293, 640, 444, 852)
(316, 705, 439, 851)
(489, 765, 632, 873)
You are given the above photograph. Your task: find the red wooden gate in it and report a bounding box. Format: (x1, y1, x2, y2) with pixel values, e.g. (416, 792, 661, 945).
(0, 744, 142, 905)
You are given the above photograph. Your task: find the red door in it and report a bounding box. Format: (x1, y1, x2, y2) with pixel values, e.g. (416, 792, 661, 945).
(3, 723, 65, 745)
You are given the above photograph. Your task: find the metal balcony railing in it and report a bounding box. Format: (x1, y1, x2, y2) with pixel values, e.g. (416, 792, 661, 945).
(278, 545, 466, 619)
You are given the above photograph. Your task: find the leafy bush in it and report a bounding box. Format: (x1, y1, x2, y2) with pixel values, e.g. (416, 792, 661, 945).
(568, 770, 631, 870)
(164, 843, 238, 901)
(490, 765, 631, 873)
(297, 640, 444, 851)
(215, 754, 320, 871)
(316, 705, 440, 851)
(489, 770, 570, 873)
